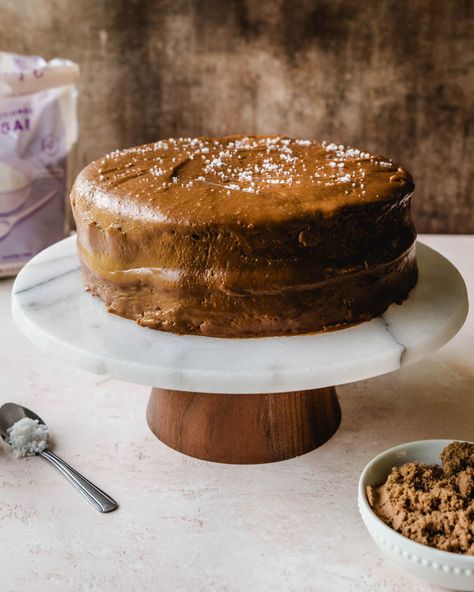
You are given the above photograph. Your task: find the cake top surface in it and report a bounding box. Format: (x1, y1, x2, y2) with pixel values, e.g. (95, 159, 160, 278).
(73, 135, 414, 226)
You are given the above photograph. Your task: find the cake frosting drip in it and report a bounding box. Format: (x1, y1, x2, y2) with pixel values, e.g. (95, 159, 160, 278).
(71, 135, 417, 337)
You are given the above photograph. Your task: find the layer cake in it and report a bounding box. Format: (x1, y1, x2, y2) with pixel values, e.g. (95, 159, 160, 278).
(71, 135, 417, 337)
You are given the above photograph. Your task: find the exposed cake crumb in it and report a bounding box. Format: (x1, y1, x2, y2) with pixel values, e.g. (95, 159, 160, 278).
(366, 442, 474, 554)
(7, 417, 49, 458)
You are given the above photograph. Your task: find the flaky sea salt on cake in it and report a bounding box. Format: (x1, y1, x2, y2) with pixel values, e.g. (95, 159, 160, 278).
(71, 135, 417, 337)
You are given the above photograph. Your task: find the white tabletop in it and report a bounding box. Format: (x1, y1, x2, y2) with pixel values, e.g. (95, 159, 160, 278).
(1, 234, 473, 592)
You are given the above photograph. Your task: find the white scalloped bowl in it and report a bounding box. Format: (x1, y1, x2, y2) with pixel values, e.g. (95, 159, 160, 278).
(358, 440, 474, 591)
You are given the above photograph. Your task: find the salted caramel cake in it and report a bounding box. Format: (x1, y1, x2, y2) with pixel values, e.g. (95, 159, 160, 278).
(71, 136, 417, 337)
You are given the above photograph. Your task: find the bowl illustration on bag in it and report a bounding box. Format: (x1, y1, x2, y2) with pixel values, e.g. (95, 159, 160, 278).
(0, 157, 63, 215)
(0, 158, 35, 214)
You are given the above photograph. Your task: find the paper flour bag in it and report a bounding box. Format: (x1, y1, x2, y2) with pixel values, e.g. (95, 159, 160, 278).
(0, 52, 79, 276)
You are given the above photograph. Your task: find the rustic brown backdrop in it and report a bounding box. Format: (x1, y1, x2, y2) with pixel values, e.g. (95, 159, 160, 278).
(1, 0, 472, 232)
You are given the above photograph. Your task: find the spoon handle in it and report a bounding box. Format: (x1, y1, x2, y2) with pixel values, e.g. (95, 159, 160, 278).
(39, 449, 118, 513)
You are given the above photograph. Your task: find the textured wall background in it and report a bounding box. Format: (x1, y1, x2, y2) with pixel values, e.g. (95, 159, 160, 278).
(1, 0, 472, 232)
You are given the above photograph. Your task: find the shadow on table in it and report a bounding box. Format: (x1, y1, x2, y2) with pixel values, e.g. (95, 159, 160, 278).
(336, 355, 474, 451)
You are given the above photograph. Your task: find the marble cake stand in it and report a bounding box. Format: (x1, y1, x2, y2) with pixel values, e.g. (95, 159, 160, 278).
(11, 237, 468, 464)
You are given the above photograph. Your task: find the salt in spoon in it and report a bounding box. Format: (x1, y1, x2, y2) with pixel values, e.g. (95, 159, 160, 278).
(0, 402, 118, 513)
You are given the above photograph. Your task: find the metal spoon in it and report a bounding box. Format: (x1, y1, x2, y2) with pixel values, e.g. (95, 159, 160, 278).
(0, 402, 118, 513)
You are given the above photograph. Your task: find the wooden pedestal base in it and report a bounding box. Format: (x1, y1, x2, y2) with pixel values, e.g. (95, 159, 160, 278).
(146, 387, 341, 464)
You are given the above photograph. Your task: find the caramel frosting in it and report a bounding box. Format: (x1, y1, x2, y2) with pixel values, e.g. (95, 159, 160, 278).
(71, 135, 417, 337)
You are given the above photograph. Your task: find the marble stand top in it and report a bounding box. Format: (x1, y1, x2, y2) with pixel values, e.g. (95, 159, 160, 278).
(11, 237, 468, 393)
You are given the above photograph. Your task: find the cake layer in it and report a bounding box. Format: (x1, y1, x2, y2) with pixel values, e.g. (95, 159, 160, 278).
(71, 135, 417, 337)
(80, 244, 417, 337)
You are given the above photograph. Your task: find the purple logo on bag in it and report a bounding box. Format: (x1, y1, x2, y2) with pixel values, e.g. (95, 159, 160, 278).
(41, 134, 59, 155)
